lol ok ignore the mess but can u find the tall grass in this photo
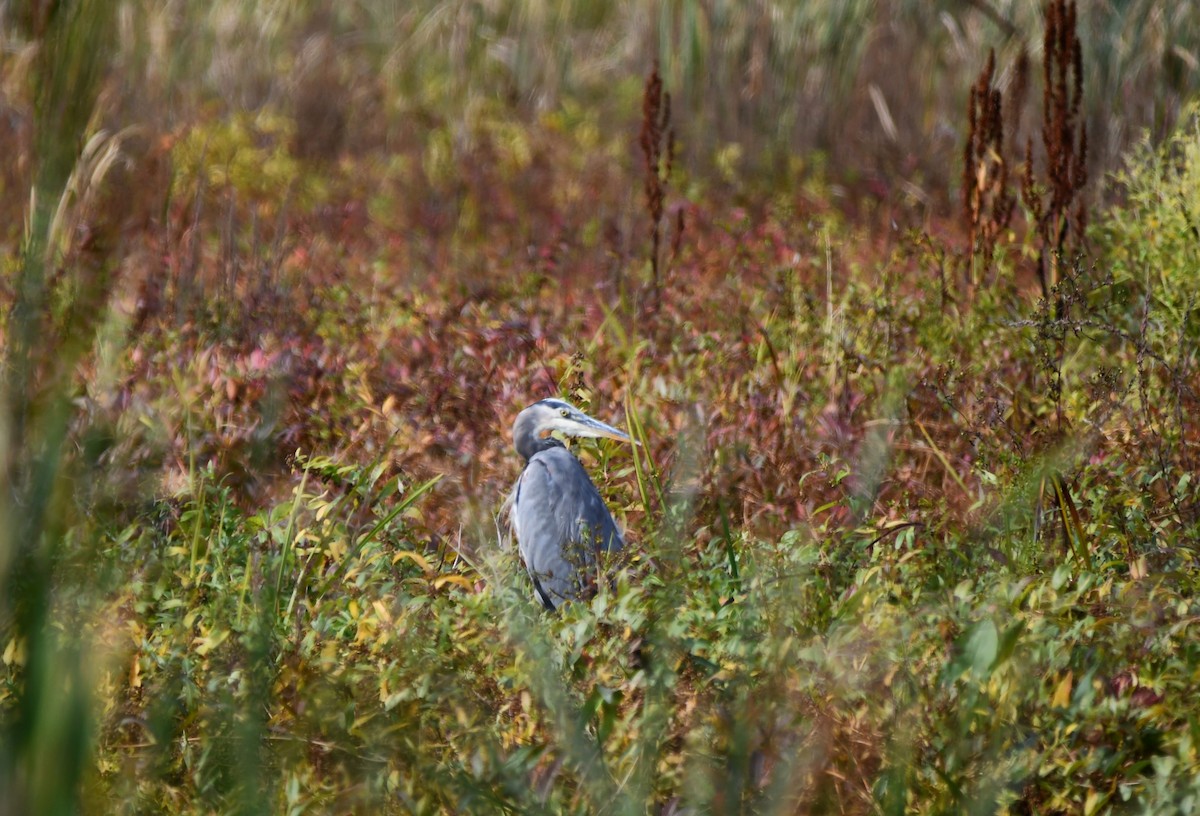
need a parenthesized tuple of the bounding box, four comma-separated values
(2, 1, 119, 814)
(79, 1, 1200, 191)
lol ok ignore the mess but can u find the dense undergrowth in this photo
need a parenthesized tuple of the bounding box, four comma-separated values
(2, 2, 1200, 814)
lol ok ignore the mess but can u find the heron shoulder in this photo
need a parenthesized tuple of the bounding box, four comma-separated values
(528, 443, 583, 465)
(518, 446, 586, 497)
(519, 446, 623, 552)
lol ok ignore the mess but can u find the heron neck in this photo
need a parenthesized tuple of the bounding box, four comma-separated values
(513, 415, 565, 461)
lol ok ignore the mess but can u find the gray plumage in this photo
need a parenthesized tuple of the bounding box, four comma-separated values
(508, 399, 632, 610)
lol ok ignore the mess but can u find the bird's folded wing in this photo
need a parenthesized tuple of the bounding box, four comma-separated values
(513, 448, 625, 608)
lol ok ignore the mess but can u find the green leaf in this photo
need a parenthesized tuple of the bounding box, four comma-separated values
(963, 619, 999, 676)
(995, 621, 1025, 667)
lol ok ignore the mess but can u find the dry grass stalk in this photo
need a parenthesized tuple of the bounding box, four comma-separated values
(639, 60, 675, 308)
(1022, 0, 1088, 306)
(962, 49, 1015, 295)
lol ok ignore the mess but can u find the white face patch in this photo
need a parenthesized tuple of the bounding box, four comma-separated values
(551, 414, 594, 436)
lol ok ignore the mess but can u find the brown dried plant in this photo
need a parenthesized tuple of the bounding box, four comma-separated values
(1005, 49, 1031, 141)
(1022, 0, 1088, 306)
(639, 60, 677, 307)
(962, 49, 1015, 294)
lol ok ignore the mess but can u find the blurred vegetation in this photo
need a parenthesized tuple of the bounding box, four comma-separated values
(1, 0, 1199, 813)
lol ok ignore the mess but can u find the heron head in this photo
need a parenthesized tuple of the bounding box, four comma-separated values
(513, 399, 633, 459)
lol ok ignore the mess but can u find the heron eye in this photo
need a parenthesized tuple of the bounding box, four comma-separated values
(559, 409, 569, 417)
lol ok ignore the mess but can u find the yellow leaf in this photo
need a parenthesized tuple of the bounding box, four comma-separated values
(393, 550, 432, 573)
(355, 618, 377, 644)
(1130, 556, 1148, 580)
(1052, 671, 1073, 708)
(327, 538, 347, 560)
(3, 637, 26, 667)
(193, 629, 229, 656)
(433, 574, 475, 591)
(371, 599, 393, 625)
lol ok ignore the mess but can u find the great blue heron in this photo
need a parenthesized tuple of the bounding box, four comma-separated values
(507, 398, 634, 610)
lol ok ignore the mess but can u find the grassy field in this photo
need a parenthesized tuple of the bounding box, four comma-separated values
(2, 1, 1200, 813)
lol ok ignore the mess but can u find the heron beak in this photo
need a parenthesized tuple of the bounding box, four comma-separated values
(577, 415, 636, 444)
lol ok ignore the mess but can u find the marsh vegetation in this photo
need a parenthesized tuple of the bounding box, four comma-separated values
(1, 2, 1199, 813)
